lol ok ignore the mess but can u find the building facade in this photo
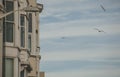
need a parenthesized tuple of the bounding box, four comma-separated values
(40, 72, 45, 77)
(0, 0, 43, 77)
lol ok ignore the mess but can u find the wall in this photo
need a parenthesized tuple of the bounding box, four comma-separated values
(40, 72, 45, 77)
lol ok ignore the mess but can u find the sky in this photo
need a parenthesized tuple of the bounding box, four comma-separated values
(37, 0, 120, 77)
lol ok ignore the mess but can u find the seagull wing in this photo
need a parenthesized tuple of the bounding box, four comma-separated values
(100, 30, 106, 33)
(94, 28, 100, 31)
(100, 5, 106, 12)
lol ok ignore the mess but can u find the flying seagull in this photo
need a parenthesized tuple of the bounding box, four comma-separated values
(94, 28, 106, 33)
(61, 37, 65, 39)
(100, 4, 106, 12)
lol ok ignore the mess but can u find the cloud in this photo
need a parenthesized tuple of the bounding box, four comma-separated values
(39, 0, 120, 39)
(39, 0, 120, 19)
(40, 18, 120, 39)
(41, 49, 120, 62)
(38, 0, 120, 77)
(41, 60, 120, 72)
(40, 34, 120, 62)
(46, 68, 120, 77)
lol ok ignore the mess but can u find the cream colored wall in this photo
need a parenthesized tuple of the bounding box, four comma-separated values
(40, 72, 45, 77)
(28, 56, 37, 76)
(27, 0, 37, 6)
(28, 2, 41, 77)
(14, 0, 20, 47)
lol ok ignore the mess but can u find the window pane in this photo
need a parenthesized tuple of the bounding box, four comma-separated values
(5, 22, 13, 42)
(20, 15, 25, 47)
(28, 13, 32, 32)
(28, 35, 31, 51)
(6, 1, 14, 21)
(5, 58, 13, 77)
(3, 19, 5, 42)
(3, 1, 14, 42)
(20, 15, 25, 26)
(21, 27, 25, 47)
(0, 19, 2, 32)
(20, 70, 24, 77)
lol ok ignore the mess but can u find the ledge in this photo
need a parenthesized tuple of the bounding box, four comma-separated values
(30, 54, 41, 60)
(37, 3, 43, 13)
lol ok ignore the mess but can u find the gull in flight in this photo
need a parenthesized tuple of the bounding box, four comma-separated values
(61, 37, 65, 39)
(94, 28, 106, 33)
(100, 4, 106, 12)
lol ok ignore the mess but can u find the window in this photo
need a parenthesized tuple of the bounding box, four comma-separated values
(0, 19, 2, 32)
(5, 22, 13, 42)
(28, 13, 32, 32)
(5, 58, 14, 77)
(6, 1, 14, 21)
(20, 70, 24, 77)
(28, 13, 32, 51)
(36, 30, 38, 47)
(20, 14, 25, 47)
(28, 35, 31, 51)
(3, 0, 14, 42)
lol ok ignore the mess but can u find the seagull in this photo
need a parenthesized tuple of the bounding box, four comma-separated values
(94, 28, 106, 33)
(100, 4, 106, 12)
(61, 37, 65, 39)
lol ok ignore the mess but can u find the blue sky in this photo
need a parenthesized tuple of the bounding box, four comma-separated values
(37, 0, 120, 77)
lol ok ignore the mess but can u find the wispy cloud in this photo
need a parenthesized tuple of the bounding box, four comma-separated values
(40, 20, 120, 39)
(41, 48, 120, 61)
(46, 68, 120, 77)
